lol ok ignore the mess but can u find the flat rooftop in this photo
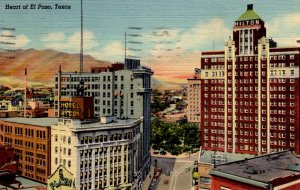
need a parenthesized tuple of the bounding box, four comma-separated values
(0, 176, 46, 190)
(199, 150, 254, 165)
(54, 117, 142, 132)
(210, 150, 300, 185)
(0, 117, 58, 127)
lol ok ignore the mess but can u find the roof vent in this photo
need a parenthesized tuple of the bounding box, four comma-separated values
(247, 4, 253, 10)
(244, 166, 257, 174)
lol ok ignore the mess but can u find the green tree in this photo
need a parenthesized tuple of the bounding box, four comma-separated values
(151, 119, 200, 155)
(182, 123, 200, 148)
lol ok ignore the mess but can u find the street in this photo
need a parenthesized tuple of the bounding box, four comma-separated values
(144, 153, 198, 190)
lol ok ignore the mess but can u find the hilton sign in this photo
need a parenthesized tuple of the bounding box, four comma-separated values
(234, 19, 260, 27)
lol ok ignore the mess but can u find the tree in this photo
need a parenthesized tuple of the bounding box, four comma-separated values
(151, 119, 200, 155)
(182, 123, 200, 148)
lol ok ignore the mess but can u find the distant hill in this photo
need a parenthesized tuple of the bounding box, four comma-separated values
(0, 49, 184, 90)
(151, 78, 185, 91)
(0, 49, 111, 87)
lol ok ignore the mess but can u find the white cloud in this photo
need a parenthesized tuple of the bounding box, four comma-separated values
(179, 18, 230, 50)
(40, 32, 65, 42)
(41, 30, 98, 51)
(0, 30, 30, 48)
(15, 34, 30, 48)
(100, 41, 124, 62)
(266, 13, 300, 46)
(142, 18, 230, 83)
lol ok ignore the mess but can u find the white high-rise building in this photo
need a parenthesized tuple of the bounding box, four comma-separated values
(53, 59, 153, 189)
(51, 117, 143, 190)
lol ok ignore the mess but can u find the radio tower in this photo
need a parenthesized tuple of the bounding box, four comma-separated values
(80, 0, 83, 74)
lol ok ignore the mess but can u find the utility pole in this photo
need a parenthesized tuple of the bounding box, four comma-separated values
(24, 68, 27, 117)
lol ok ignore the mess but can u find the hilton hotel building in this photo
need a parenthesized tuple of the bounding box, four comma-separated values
(198, 4, 299, 155)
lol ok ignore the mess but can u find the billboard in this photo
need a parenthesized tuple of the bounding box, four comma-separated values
(60, 101, 81, 119)
(47, 165, 75, 190)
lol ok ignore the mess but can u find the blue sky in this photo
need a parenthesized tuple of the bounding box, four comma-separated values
(0, 0, 300, 82)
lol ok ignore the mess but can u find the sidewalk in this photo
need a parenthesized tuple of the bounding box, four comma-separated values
(141, 166, 154, 190)
(151, 149, 199, 159)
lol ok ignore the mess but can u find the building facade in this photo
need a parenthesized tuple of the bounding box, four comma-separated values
(187, 70, 201, 125)
(51, 117, 143, 190)
(0, 117, 58, 183)
(53, 59, 153, 183)
(199, 4, 300, 155)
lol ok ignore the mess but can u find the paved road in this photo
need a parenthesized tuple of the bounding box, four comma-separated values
(149, 153, 198, 190)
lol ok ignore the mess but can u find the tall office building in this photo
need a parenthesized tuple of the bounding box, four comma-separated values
(50, 117, 143, 190)
(187, 69, 201, 125)
(53, 59, 153, 187)
(198, 4, 299, 155)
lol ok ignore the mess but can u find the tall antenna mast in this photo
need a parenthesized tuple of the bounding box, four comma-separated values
(80, 0, 83, 74)
(125, 32, 127, 61)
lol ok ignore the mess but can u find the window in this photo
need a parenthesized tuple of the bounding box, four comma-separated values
(291, 70, 294, 76)
(199, 177, 211, 184)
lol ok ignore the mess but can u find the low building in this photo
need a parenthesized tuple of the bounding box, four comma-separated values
(0, 111, 18, 118)
(0, 117, 58, 183)
(210, 150, 300, 190)
(0, 145, 19, 188)
(198, 148, 253, 190)
(50, 117, 144, 190)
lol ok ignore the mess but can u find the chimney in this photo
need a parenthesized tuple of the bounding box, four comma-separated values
(247, 4, 253, 10)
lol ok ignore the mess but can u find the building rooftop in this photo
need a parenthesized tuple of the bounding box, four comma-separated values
(0, 117, 58, 127)
(55, 117, 142, 132)
(199, 149, 254, 165)
(210, 150, 300, 187)
(0, 176, 46, 190)
(236, 4, 262, 22)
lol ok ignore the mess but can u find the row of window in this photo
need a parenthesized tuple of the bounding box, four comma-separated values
(54, 158, 71, 168)
(54, 147, 71, 156)
(58, 75, 127, 83)
(79, 133, 134, 144)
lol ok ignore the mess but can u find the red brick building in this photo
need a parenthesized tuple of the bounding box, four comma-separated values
(0, 145, 19, 188)
(210, 150, 300, 190)
(199, 4, 300, 155)
(0, 118, 58, 183)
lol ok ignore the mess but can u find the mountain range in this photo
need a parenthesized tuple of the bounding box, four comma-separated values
(0, 49, 184, 90)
